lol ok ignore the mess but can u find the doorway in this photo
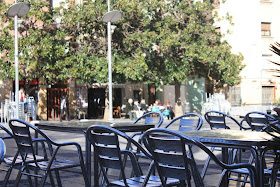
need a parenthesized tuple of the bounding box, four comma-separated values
(47, 88, 68, 120)
(88, 88, 105, 119)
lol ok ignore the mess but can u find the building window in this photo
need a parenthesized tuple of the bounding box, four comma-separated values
(261, 22, 271, 36)
(229, 86, 241, 106)
(262, 86, 274, 105)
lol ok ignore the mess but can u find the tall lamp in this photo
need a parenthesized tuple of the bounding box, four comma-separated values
(7, 2, 30, 118)
(102, 1, 122, 121)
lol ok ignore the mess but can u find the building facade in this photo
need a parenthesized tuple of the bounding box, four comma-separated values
(217, 0, 280, 107)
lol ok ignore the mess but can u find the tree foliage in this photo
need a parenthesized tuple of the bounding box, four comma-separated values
(0, 1, 70, 83)
(115, 0, 244, 88)
(0, 0, 244, 90)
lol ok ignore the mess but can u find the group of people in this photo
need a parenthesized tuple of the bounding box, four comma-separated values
(151, 99, 175, 120)
(125, 99, 148, 120)
(125, 98, 175, 120)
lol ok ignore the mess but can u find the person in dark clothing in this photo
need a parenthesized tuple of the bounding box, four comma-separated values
(140, 99, 148, 114)
(125, 98, 136, 120)
(60, 95, 70, 122)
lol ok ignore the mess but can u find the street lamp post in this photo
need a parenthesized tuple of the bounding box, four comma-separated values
(102, 1, 122, 121)
(7, 2, 29, 118)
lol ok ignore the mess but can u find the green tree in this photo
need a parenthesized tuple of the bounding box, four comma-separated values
(0, 0, 244, 110)
(0, 1, 70, 84)
(57, 0, 114, 84)
(114, 0, 244, 105)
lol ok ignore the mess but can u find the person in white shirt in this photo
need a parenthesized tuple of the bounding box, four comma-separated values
(133, 100, 141, 118)
(60, 95, 69, 122)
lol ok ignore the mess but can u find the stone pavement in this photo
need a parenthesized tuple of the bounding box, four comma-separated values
(0, 116, 260, 186)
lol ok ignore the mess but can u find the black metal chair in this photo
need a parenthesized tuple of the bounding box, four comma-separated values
(241, 111, 278, 131)
(0, 124, 54, 186)
(86, 125, 179, 186)
(237, 112, 280, 186)
(203, 111, 248, 179)
(142, 128, 257, 187)
(9, 119, 89, 187)
(130, 111, 164, 143)
(164, 113, 203, 131)
(257, 119, 280, 186)
(204, 110, 248, 130)
(229, 112, 280, 186)
(133, 111, 164, 128)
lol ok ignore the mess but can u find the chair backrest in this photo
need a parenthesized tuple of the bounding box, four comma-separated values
(204, 111, 228, 129)
(142, 128, 257, 187)
(0, 124, 14, 140)
(9, 119, 50, 168)
(86, 125, 152, 186)
(263, 119, 280, 140)
(242, 111, 277, 131)
(204, 110, 243, 130)
(9, 119, 38, 166)
(133, 112, 164, 128)
(142, 128, 218, 186)
(164, 113, 203, 131)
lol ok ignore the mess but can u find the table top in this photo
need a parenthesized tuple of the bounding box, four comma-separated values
(182, 129, 280, 148)
(34, 121, 154, 133)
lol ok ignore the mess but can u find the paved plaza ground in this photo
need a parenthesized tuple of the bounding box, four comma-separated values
(0, 116, 273, 186)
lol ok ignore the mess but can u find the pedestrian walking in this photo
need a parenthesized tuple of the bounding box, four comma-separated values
(60, 95, 69, 122)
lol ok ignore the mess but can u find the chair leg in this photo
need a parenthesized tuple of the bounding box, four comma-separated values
(179, 180, 187, 187)
(55, 170, 62, 187)
(26, 167, 34, 187)
(40, 172, 50, 187)
(49, 171, 57, 187)
(15, 166, 33, 187)
(201, 147, 215, 179)
(14, 168, 23, 187)
(80, 160, 90, 187)
(218, 169, 230, 187)
(2, 167, 14, 187)
(269, 153, 280, 187)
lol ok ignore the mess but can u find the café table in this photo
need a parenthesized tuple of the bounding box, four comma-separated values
(181, 129, 280, 187)
(33, 120, 155, 186)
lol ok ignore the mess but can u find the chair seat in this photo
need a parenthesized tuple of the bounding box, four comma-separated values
(111, 175, 179, 186)
(4, 155, 46, 165)
(141, 175, 179, 184)
(230, 168, 254, 175)
(231, 167, 278, 175)
(29, 159, 80, 170)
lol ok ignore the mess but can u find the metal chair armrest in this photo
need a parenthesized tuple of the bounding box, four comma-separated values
(121, 150, 142, 176)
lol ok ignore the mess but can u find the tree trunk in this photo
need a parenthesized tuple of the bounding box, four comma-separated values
(174, 81, 183, 117)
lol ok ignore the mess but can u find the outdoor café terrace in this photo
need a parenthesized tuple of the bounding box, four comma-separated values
(0, 111, 280, 187)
